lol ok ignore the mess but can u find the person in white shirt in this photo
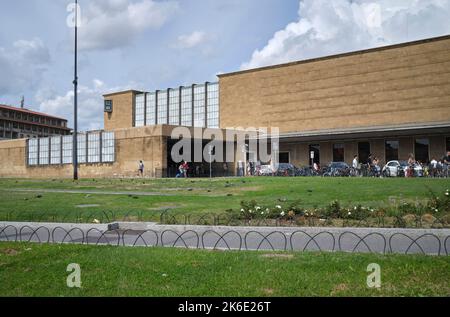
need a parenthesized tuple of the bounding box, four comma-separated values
(352, 155, 359, 176)
(352, 155, 359, 168)
(430, 158, 438, 177)
(430, 158, 438, 168)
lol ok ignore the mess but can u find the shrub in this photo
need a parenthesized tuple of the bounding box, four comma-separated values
(324, 200, 341, 218)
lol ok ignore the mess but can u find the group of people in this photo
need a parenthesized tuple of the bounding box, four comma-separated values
(350, 150, 450, 177)
(427, 151, 450, 177)
(136, 150, 450, 178)
(137, 160, 189, 178)
(237, 160, 257, 176)
(352, 154, 382, 176)
(176, 161, 190, 178)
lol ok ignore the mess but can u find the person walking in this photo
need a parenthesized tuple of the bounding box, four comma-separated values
(352, 155, 359, 176)
(430, 157, 438, 178)
(223, 162, 228, 177)
(182, 161, 189, 178)
(176, 163, 184, 178)
(238, 160, 244, 177)
(138, 161, 144, 178)
(407, 154, 415, 178)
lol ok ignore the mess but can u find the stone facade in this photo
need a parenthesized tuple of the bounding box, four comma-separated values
(103, 90, 140, 131)
(0, 126, 166, 179)
(219, 36, 450, 133)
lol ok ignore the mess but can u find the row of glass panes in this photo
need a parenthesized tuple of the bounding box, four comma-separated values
(134, 82, 219, 128)
(27, 132, 115, 166)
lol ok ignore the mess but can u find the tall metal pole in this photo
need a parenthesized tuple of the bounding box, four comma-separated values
(73, 0, 79, 180)
(209, 145, 212, 179)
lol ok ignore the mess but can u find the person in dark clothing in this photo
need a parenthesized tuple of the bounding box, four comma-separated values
(138, 161, 144, 177)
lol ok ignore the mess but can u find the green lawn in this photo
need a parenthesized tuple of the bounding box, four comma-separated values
(0, 242, 449, 297)
(0, 177, 448, 224)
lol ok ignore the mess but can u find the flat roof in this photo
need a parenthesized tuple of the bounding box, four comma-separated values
(218, 34, 450, 78)
(103, 90, 143, 97)
(0, 104, 68, 121)
(251, 121, 450, 143)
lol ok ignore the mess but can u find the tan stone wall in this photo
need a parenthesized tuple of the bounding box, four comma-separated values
(219, 37, 450, 133)
(103, 90, 139, 131)
(0, 126, 167, 179)
(0, 139, 27, 177)
(0, 125, 247, 178)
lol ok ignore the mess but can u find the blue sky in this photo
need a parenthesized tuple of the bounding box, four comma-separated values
(1, 0, 449, 130)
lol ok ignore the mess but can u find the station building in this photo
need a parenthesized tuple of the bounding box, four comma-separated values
(0, 35, 449, 178)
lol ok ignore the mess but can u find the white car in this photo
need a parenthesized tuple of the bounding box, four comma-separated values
(257, 165, 273, 176)
(382, 160, 423, 177)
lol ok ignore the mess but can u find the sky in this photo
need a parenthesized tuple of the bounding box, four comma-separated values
(1, 0, 449, 131)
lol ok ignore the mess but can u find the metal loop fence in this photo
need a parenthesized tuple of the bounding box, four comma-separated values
(0, 224, 448, 255)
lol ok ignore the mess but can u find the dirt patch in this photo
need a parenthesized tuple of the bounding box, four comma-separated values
(229, 186, 261, 192)
(263, 288, 274, 295)
(422, 214, 437, 223)
(331, 283, 349, 295)
(148, 205, 181, 211)
(260, 253, 294, 259)
(2, 248, 20, 256)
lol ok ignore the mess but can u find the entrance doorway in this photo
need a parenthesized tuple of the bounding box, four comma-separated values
(358, 142, 371, 164)
(309, 144, 320, 166)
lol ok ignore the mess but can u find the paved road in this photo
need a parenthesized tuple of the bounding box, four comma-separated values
(1, 221, 449, 255)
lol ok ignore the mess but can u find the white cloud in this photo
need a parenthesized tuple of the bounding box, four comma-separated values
(37, 80, 139, 131)
(0, 38, 50, 95)
(78, 0, 180, 51)
(241, 0, 450, 70)
(174, 31, 208, 49)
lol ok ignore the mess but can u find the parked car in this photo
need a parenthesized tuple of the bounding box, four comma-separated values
(257, 165, 273, 176)
(274, 163, 297, 176)
(382, 160, 423, 177)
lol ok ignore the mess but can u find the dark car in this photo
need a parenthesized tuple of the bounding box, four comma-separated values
(274, 163, 297, 176)
(324, 162, 351, 177)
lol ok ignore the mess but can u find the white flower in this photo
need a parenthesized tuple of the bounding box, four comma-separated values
(261, 212, 264, 215)
(241, 209, 245, 212)
(348, 212, 352, 216)
(446, 192, 449, 196)
(276, 205, 282, 209)
(435, 209, 439, 212)
(354, 206, 357, 210)
(256, 206, 261, 210)
(249, 209, 254, 213)
(266, 208, 270, 212)
(305, 213, 309, 216)
(280, 211, 285, 217)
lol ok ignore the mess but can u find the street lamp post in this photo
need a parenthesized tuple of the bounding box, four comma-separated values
(73, 0, 79, 180)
